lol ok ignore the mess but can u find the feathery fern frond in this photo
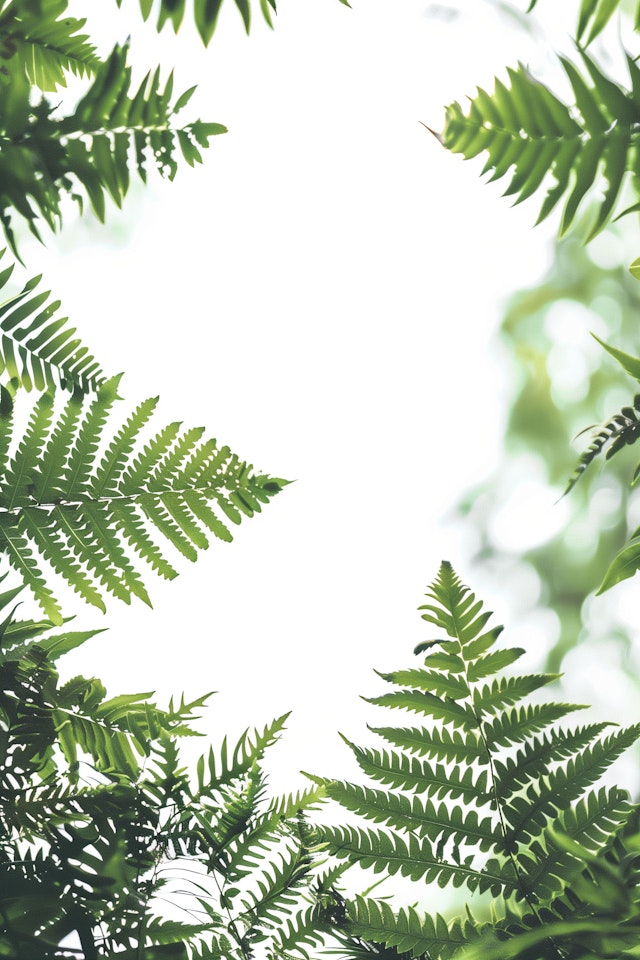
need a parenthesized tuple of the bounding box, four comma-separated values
(0, 382, 287, 622)
(442, 53, 640, 240)
(314, 563, 640, 959)
(0, 0, 98, 91)
(115, 0, 278, 45)
(0, 42, 225, 254)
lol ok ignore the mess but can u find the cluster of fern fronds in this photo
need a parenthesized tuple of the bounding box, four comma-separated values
(0, 579, 350, 959)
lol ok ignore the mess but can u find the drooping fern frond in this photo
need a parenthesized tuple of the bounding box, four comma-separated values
(0, 42, 225, 254)
(0, 250, 105, 393)
(312, 562, 640, 960)
(442, 52, 640, 240)
(0, 0, 98, 91)
(0, 379, 288, 622)
(528, 0, 640, 46)
(115, 0, 279, 45)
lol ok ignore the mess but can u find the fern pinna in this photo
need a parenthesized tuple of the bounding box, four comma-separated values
(312, 562, 640, 959)
(442, 51, 640, 240)
(0, 377, 287, 622)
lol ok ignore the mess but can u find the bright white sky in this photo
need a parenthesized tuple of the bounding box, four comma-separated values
(17, 1, 620, 799)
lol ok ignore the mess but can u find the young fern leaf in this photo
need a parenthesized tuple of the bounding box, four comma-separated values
(442, 54, 640, 240)
(0, 42, 226, 254)
(313, 562, 640, 960)
(0, 383, 288, 622)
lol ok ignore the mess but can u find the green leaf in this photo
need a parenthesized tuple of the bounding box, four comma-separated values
(0, 387, 287, 616)
(592, 334, 640, 381)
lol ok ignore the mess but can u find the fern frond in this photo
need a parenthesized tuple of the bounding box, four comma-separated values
(502, 724, 640, 849)
(320, 824, 516, 896)
(494, 723, 612, 800)
(575, 0, 640, 46)
(236, 841, 317, 926)
(115, 0, 278, 45)
(369, 724, 485, 765)
(443, 55, 640, 239)
(268, 784, 326, 820)
(0, 43, 226, 253)
(0, 256, 104, 393)
(196, 714, 290, 794)
(0, 0, 98, 91)
(344, 895, 482, 960)
(483, 701, 586, 747)
(0, 386, 288, 621)
(518, 786, 634, 901)
(320, 779, 498, 852)
(341, 737, 488, 805)
(322, 564, 640, 957)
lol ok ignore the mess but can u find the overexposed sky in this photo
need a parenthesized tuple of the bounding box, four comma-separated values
(15, 1, 619, 792)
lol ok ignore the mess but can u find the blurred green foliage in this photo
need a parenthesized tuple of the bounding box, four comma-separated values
(457, 228, 640, 671)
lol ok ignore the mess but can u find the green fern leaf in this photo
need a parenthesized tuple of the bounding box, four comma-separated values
(0, 386, 288, 619)
(503, 725, 640, 848)
(344, 895, 482, 960)
(518, 786, 634, 901)
(443, 56, 640, 240)
(0, 0, 98, 91)
(0, 256, 104, 392)
(0, 43, 226, 252)
(115, 0, 280, 44)
(494, 723, 612, 800)
(484, 700, 586, 746)
(196, 714, 290, 794)
(319, 779, 498, 852)
(565, 393, 640, 496)
(341, 736, 488, 805)
(320, 824, 516, 896)
(369, 724, 485, 764)
(321, 564, 640, 956)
